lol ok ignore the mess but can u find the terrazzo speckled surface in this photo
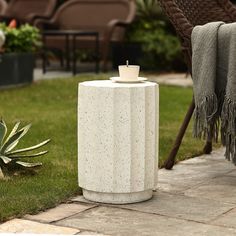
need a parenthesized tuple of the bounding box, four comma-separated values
(78, 80, 159, 203)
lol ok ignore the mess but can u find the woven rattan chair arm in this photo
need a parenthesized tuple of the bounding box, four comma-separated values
(221, 0, 236, 21)
(158, 0, 193, 39)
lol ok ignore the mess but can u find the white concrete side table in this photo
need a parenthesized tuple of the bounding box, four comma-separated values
(78, 80, 159, 204)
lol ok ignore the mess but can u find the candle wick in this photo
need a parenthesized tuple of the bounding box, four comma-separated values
(126, 60, 129, 67)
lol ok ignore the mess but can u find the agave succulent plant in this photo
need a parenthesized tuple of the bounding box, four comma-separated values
(0, 120, 50, 177)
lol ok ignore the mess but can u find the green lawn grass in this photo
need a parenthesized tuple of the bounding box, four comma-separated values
(0, 74, 212, 222)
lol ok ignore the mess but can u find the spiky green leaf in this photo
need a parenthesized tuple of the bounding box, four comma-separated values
(5, 121, 20, 143)
(9, 150, 48, 159)
(1, 129, 24, 154)
(15, 161, 42, 168)
(4, 140, 20, 154)
(3, 124, 31, 153)
(0, 166, 4, 178)
(0, 120, 7, 145)
(0, 155, 12, 164)
(7, 139, 50, 155)
(18, 124, 31, 137)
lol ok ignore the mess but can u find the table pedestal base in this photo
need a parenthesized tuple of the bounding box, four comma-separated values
(79, 80, 159, 205)
(83, 189, 153, 204)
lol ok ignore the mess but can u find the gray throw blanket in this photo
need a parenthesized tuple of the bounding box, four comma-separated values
(192, 22, 236, 164)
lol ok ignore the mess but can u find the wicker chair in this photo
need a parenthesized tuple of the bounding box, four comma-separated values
(158, 0, 236, 169)
(35, 0, 136, 72)
(0, 0, 7, 15)
(0, 0, 57, 25)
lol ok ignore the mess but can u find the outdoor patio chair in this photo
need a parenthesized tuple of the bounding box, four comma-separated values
(0, 0, 7, 15)
(0, 0, 57, 25)
(35, 0, 136, 71)
(158, 0, 236, 169)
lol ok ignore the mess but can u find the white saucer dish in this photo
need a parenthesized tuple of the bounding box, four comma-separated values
(110, 77, 147, 83)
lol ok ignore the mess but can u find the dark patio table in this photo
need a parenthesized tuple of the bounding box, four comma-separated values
(42, 30, 99, 75)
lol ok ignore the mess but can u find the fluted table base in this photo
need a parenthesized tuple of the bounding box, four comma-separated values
(78, 80, 159, 204)
(83, 189, 153, 204)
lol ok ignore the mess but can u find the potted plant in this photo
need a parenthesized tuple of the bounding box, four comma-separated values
(0, 20, 40, 86)
(0, 120, 50, 178)
(112, 0, 186, 72)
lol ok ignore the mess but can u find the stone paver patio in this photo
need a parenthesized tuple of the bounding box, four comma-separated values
(1, 148, 236, 235)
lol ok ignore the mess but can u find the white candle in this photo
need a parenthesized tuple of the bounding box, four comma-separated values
(118, 61, 140, 81)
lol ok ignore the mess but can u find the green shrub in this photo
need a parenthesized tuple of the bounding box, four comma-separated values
(0, 23, 41, 53)
(126, 0, 186, 71)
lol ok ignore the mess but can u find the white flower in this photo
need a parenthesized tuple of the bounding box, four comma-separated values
(0, 30, 5, 48)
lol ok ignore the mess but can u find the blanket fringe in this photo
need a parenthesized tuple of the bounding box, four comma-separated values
(221, 97, 236, 165)
(193, 94, 219, 141)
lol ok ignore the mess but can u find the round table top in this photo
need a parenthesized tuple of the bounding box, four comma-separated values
(79, 80, 157, 88)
